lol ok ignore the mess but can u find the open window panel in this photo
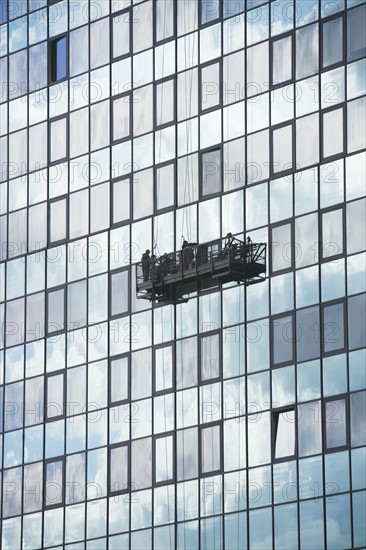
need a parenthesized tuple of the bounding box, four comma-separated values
(273, 408, 296, 461)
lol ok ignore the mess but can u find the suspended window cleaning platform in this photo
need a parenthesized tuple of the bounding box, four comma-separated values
(136, 236, 266, 304)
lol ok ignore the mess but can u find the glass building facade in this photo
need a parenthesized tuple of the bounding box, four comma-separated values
(0, 0, 365, 548)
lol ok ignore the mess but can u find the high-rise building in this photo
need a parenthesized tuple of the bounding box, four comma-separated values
(0, 0, 365, 548)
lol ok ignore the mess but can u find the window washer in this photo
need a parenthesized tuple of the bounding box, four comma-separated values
(141, 249, 151, 281)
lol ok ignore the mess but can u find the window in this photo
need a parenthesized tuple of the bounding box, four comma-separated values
(298, 401, 322, 457)
(155, 345, 174, 393)
(176, 336, 198, 389)
(45, 459, 63, 507)
(110, 355, 129, 404)
(156, 163, 175, 212)
(49, 116, 67, 163)
(347, 5, 366, 62)
(46, 372, 64, 420)
(47, 288, 65, 335)
(350, 391, 366, 447)
(322, 108, 344, 159)
(49, 35, 67, 83)
(201, 148, 221, 196)
(109, 444, 129, 494)
(271, 222, 293, 273)
(49, 197, 68, 244)
(201, 61, 221, 111)
(154, 435, 174, 484)
(321, 208, 344, 260)
(131, 438, 152, 489)
(110, 269, 129, 317)
(324, 397, 347, 450)
(273, 409, 296, 460)
(156, 0, 175, 42)
(156, 78, 175, 127)
(322, 301, 345, 354)
(348, 294, 366, 351)
(296, 306, 320, 363)
(201, 0, 220, 24)
(322, 16, 343, 68)
(200, 332, 220, 382)
(272, 35, 292, 85)
(272, 314, 295, 366)
(201, 424, 221, 474)
(112, 177, 130, 224)
(272, 124, 293, 175)
(112, 94, 131, 142)
(112, 10, 130, 59)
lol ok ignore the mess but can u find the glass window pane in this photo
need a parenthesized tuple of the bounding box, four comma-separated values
(156, 163, 175, 211)
(200, 333, 219, 381)
(50, 199, 67, 243)
(275, 410, 295, 458)
(155, 436, 173, 483)
(202, 149, 221, 196)
(271, 224, 292, 272)
(296, 23, 318, 80)
(113, 96, 130, 141)
(201, 424, 221, 474)
(201, 62, 220, 111)
(298, 401, 322, 457)
(273, 36, 292, 84)
(273, 315, 294, 364)
(113, 12, 130, 58)
(45, 460, 63, 506)
(273, 125, 293, 173)
(47, 374, 64, 419)
(323, 109, 343, 158)
(110, 356, 128, 404)
(110, 445, 128, 493)
(323, 302, 344, 353)
(325, 399, 347, 449)
(131, 438, 152, 489)
(296, 306, 320, 362)
(350, 391, 366, 447)
(156, 79, 175, 126)
(347, 5, 366, 62)
(113, 178, 130, 224)
(47, 289, 65, 334)
(348, 294, 366, 351)
(323, 17, 343, 67)
(50, 118, 67, 162)
(155, 346, 173, 392)
(111, 270, 128, 317)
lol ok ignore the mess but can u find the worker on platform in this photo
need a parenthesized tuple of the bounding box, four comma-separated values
(141, 249, 151, 281)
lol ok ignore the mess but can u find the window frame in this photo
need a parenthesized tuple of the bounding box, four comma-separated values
(46, 285, 66, 337)
(200, 146, 222, 198)
(154, 0, 176, 44)
(272, 406, 297, 462)
(321, 13, 345, 70)
(270, 31, 294, 88)
(48, 195, 69, 246)
(153, 432, 176, 486)
(199, 59, 222, 114)
(199, 421, 222, 477)
(154, 160, 176, 214)
(109, 266, 130, 319)
(271, 312, 296, 368)
(321, 298, 347, 356)
(48, 114, 69, 166)
(108, 442, 130, 495)
(320, 205, 345, 262)
(109, 353, 130, 406)
(45, 370, 65, 422)
(320, 104, 346, 163)
(270, 121, 295, 178)
(153, 342, 175, 396)
(154, 76, 177, 129)
(199, 329, 222, 385)
(111, 8, 132, 61)
(199, 0, 221, 28)
(49, 33, 68, 84)
(110, 175, 131, 227)
(44, 457, 65, 509)
(270, 219, 295, 275)
(323, 394, 349, 452)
